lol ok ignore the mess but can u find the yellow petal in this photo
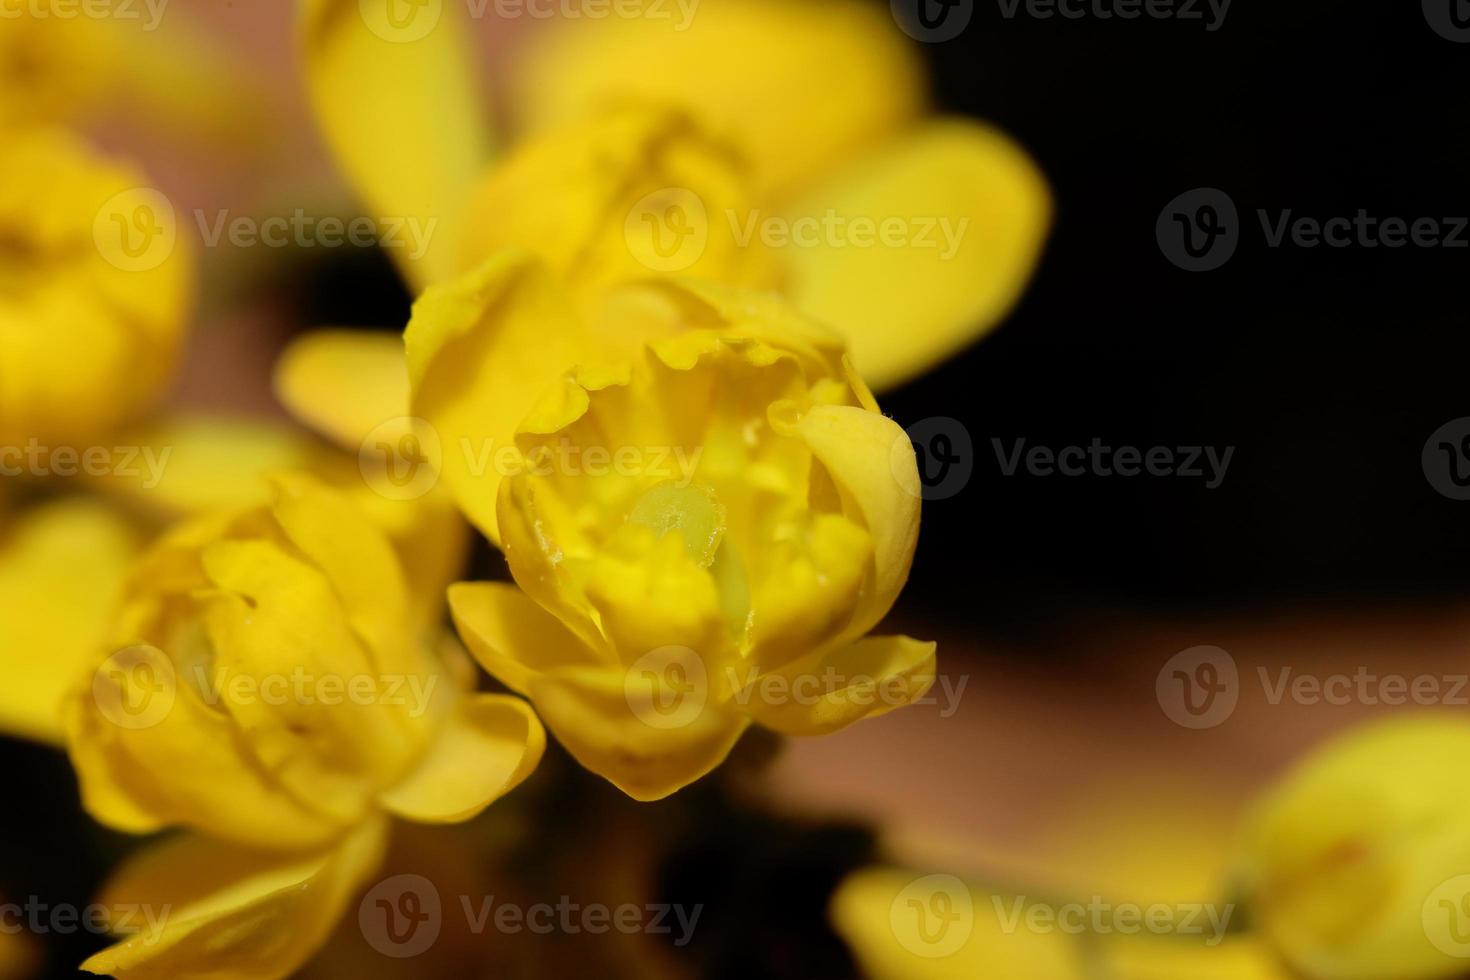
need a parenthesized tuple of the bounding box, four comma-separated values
(447, 581, 600, 697)
(299, 0, 491, 291)
(83, 414, 320, 516)
(267, 473, 411, 663)
(81, 817, 388, 980)
(379, 693, 545, 823)
(1239, 714, 1470, 980)
(527, 665, 749, 802)
(786, 119, 1052, 390)
(780, 404, 921, 643)
(1099, 934, 1292, 980)
(0, 498, 138, 744)
(404, 251, 587, 543)
(273, 329, 411, 450)
(459, 105, 778, 296)
(511, 0, 926, 200)
(831, 868, 1080, 980)
(742, 635, 936, 737)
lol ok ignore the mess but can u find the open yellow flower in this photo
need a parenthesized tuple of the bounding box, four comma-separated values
(300, 0, 1051, 389)
(402, 249, 933, 800)
(0, 129, 192, 449)
(1236, 713, 1470, 980)
(64, 474, 543, 978)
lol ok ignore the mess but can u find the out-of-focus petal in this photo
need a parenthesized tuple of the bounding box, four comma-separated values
(379, 693, 545, 823)
(81, 817, 388, 980)
(83, 415, 319, 516)
(831, 868, 1080, 980)
(459, 106, 779, 296)
(273, 329, 411, 450)
(0, 499, 138, 744)
(1098, 935, 1292, 980)
(786, 120, 1052, 391)
(0, 925, 36, 980)
(511, 0, 926, 199)
(404, 251, 587, 543)
(299, 0, 491, 291)
(743, 635, 936, 737)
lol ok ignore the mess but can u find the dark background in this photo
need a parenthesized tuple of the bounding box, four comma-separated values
(885, 0, 1470, 636)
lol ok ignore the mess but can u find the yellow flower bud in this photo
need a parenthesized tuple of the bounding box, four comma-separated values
(66, 474, 543, 851)
(408, 251, 934, 800)
(1237, 714, 1470, 979)
(0, 129, 191, 448)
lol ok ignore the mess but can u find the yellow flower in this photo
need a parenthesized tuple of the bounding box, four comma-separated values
(1236, 713, 1470, 980)
(400, 250, 933, 800)
(300, 0, 1051, 389)
(64, 474, 543, 978)
(0, 129, 192, 449)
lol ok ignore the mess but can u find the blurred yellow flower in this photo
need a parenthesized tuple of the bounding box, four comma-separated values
(300, 0, 1051, 389)
(0, 897, 38, 980)
(1237, 713, 1470, 980)
(64, 474, 542, 977)
(403, 250, 932, 799)
(0, 129, 192, 449)
(0, 497, 139, 744)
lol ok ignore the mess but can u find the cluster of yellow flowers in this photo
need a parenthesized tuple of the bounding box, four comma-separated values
(0, 2, 1462, 980)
